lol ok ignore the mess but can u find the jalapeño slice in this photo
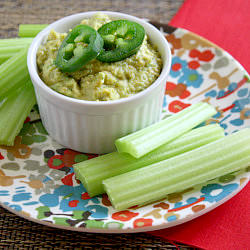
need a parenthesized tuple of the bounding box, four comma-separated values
(55, 25, 103, 72)
(97, 20, 145, 62)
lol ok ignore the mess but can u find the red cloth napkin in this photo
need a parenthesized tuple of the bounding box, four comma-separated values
(149, 183, 250, 250)
(148, 1, 250, 249)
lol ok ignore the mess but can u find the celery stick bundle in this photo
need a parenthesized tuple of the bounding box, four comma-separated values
(0, 44, 36, 146)
(103, 128, 250, 211)
(115, 102, 216, 158)
(74, 124, 224, 196)
(0, 80, 36, 145)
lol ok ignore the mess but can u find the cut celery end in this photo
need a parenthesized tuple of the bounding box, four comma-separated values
(0, 80, 36, 146)
(0, 46, 29, 98)
(74, 152, 135, 197)
(104, 128, 250, 210)
(73, 124, 224, 196)
(18, 24, 48, 37)
(115, 102, 217, 158)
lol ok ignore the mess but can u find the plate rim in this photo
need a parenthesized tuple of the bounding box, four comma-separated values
(1, 177, 248, 233)
(0, 25, 250, 233)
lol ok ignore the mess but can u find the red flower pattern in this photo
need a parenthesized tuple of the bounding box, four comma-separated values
(61, 172, 74, 186)
(168, 100, 191, 113)
(81, 192, 91, 200)
(68, 200, 79, 207)
(188, 60, 200, 69)
(47, 155, 64, 170)
(133, 218, 153, 228)
(172, 63, 182, 71)
(112, 210, 139, 221)
(189, 49, 214, 62)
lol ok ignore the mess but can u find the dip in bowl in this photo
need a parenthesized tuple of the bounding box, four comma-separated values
(37, 13, 163, 101)
(27, 11, 172, 154)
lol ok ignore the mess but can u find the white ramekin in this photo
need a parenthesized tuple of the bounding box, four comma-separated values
(27, 11, 172, 154)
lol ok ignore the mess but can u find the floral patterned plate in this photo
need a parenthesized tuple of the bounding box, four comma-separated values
(0, 24, 249, 233)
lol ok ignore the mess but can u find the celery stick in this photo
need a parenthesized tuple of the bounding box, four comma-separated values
(0, 45, 28, 64)
(74, 124, 224, 196)
(0, 46, 29, 98)
(0, 80, 36, 146)
(115, 102, 216, 158)
(18, 24, 48, 37)
(0, 38, 33, 47)
(104, 128, 250, 210)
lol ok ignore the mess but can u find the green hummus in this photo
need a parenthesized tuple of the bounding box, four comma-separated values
(37, 13, 162, 101)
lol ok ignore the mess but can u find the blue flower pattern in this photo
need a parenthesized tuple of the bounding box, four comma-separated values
(178, 67, 203, 88)
(170, 56, 203, 88)
(201, 183, 239, 203)
(170, 57, 188, 78)
(39, 184, 108, 218)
